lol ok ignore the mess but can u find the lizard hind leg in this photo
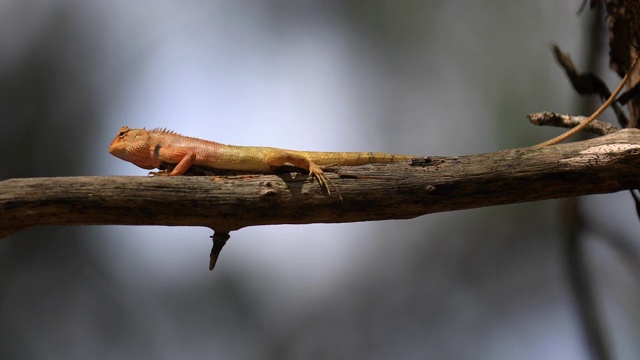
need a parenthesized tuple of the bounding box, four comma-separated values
(265, 152, 342, 199)
(308, 163, 342, 200)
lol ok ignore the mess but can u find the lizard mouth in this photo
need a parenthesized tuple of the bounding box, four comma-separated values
(108, 144, 124, 158)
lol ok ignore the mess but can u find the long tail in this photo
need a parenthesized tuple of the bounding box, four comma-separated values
(295, 151, 414, 166)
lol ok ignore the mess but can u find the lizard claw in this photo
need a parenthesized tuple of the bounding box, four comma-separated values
(148, 170, 169, 177)
(309, 165, 342, 201)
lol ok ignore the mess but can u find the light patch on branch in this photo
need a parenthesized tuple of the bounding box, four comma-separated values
(580, 144, 640, 153)
(560, 143, 640, 165)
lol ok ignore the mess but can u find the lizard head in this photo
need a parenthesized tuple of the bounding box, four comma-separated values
(109, 126, 159, 170)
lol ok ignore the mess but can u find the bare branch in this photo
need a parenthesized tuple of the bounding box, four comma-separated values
(528, 111, 620, 136)
(3, 129, 640, 239)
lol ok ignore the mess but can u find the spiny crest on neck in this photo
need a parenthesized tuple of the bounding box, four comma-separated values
(148, 127, 178, 135)
(146, 127, 213, 143)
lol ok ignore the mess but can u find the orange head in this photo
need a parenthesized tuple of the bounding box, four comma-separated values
(109, 126, 160, 170)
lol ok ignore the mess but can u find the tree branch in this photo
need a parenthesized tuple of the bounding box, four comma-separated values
(528, 111, 620, 136)
(3, 129, 640, 239)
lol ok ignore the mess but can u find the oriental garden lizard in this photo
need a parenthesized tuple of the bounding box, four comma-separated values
(109, 126, 415, 198)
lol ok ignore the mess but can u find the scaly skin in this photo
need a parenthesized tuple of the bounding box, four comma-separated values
(109, 126, 414, 196)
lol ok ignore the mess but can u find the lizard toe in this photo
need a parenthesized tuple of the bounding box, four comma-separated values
(310, 167, 341, 200)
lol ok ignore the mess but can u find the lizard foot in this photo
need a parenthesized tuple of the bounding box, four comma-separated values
(309, 164, 342, 201)
(148, 170, 169, 177)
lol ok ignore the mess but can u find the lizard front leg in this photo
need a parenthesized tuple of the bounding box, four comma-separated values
(264, 151, 340, 198)
(150, 150, 196, 176)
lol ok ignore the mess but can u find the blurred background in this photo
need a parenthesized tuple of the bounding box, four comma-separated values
(1, 1, 639, 359)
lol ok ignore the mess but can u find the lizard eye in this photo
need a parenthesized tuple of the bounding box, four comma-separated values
(117, 127, 130, 138)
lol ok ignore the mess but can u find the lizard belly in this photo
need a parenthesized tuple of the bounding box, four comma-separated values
(193, 145, 272, 172)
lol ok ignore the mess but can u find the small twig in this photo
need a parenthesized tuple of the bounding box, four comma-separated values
(528, 112, 620, 136)
(550, 45, 628, 126)
(535, 54, 640, 147)
(209, 230, 230, 271)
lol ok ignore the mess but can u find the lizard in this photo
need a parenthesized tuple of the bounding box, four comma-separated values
(108, 126, 415, 198)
